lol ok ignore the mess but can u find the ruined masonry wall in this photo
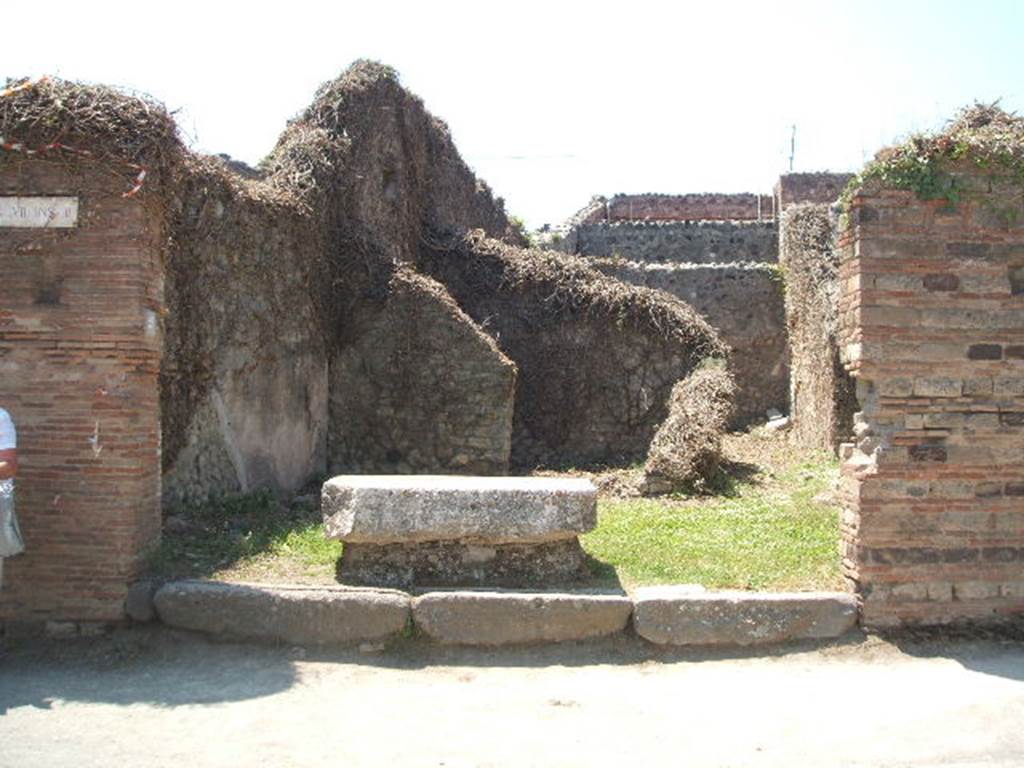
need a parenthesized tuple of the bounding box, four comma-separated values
(329, 270, 515, 476)
(160, 168, 328, 508)
(592, 260, 788, 425)
(840, 173, 1024, 627)
(779, 204, 857, 450)
(0, 159, 163, 622)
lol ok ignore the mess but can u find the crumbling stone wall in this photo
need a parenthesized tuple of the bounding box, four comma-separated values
(840, 155, 1024, 627)
(329, 269, 515, 475)
(163, 62, 522, 504)
(559, 210, 787, 426)
(589, 259, 787, 426)
(160, 162, 329, 507)
(775, 172, 854, 210)
(779, 204, 856, 450)
(419, 233, 726, 468)
(0, 159, 163, 622)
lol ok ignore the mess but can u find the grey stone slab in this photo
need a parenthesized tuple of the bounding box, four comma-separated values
(413, 591, 632, 645)
(633, 587, 858, 646)
(321, 475, 597, 544)
(153, 581, 409, 645)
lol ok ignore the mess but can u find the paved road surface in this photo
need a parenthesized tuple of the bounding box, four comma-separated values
(2, 628, 1023, 767)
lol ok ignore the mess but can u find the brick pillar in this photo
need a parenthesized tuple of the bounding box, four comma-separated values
(839, 175, 1024, 627)
(0, 158, 163, 623)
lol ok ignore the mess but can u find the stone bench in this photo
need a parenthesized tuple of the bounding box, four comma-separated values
(322, 475, 597, 588)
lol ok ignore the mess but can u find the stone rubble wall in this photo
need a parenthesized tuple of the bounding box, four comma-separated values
(591, 259, 788, 426)
(160, 164, 328, 507)
(570, 220, 778, 264)
(329, 269, 515, 476)
(839, 171, 1024, 627)
(419, 235, 725, 469)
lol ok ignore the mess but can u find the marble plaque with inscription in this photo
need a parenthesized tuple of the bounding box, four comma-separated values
(0, 196, 79, 228)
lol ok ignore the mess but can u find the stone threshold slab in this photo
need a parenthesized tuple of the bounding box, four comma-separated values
(145, 580, 859, 649)
(153, 581, 410, 645)
(632, 587, 859, 646)
(412, 591, 633, 645)
(321, 475, 597, 543)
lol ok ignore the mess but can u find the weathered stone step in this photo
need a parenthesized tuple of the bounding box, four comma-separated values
(413, 591, 633, 645)
(321, 475, 597, 543)
(632, 587, 858, 646)
(153, 581, 409, 645)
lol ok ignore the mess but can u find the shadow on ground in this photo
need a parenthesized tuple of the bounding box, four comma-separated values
(0, 627, 299, 715)
(879, 621, 1024, 683)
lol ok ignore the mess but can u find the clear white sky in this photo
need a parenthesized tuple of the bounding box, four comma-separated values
(3, 0, 1021, 228)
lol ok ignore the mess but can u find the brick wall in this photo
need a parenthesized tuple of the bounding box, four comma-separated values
(775, 172, 854, 210)
(0, 158, 163, 623)
(839, 170, 1024, 627)
(590, 193, 775, 223)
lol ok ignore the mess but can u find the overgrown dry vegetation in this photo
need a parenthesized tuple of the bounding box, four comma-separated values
(642, 366, 736, 493)
(845, 102, 1024, 206)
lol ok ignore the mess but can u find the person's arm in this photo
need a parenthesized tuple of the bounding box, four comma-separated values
(0, 449, 17, 480)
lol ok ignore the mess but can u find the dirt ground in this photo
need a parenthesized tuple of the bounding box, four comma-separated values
(2, 627, 1023, 767)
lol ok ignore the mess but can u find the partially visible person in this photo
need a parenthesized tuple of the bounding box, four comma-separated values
(0, 407, 25, 588)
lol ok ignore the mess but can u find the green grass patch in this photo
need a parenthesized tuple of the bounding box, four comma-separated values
(147, 490, 342, 584)
(581, 453, 844, 592)
(149, 436, 844, 593)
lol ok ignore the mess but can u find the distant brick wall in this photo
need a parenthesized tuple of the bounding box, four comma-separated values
(839, 173, 1024, 627)
(776, 173, 854, 210)
(603, 193, 775, 222)
(0, 158, 163, 623)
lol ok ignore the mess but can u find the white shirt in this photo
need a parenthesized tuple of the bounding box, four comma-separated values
(0, 408, 15, 451)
